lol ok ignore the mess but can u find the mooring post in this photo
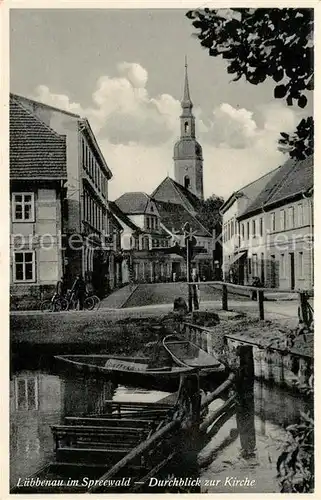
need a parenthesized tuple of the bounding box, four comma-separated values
(176, 372, 201, 493)
(258, 290, 264, 320)
(222, 284, 228, 311)
(236, 345, 256, 457)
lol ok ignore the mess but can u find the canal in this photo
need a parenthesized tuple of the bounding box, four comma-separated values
(10, 359, 312, 493)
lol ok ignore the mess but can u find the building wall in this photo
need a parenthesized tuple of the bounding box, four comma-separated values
(10, 182, 63, 308)
(222, 195, 313, 290)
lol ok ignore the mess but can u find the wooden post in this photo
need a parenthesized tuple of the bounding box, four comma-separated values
(186, 238, 193, 313)
(222, 284, 228, 311)
(258, 290, 264, 320)
(236, 345, 256, 457)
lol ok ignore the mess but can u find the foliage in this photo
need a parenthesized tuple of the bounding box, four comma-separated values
(277, 410, 314, 492)
(196, 194, 224, 233)
(186, 8, 314, 159)
(279, 117, 314, 160)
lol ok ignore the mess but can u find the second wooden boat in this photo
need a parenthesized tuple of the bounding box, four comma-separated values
(163, 335, 226, 373)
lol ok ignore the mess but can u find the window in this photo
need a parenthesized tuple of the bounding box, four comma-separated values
(12, 193, 35, 222)
(280, 209, 286, 230)
(247, 221, 250, 239)
(252, 254, 258, 276)
(184, 121, 189, 133)
(231, 219, 234, 237)
(259, 218, 263, 237)
(241, 223, 244, 240)
(184, 176, 190, 189)
(288, 207, 295, 229)
(297, 204, 303, 226)
(14, 251, 35, 282)
(280, 253, 285, 278)
(82, 139, 86, 170)
(298, 252, 304, 278)
(270, 212, 276, 232)
(14, 376, 39, 411)
(252, 220, 256, 238)
(142, 236, 149, 250)
(146, 217, 150, 230)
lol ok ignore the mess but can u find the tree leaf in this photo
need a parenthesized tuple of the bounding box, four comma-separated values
(274, 84, 288, 98)
(298, 94, 308, 108)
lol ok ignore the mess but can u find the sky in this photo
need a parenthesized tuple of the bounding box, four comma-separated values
(10, 8, 312, 201)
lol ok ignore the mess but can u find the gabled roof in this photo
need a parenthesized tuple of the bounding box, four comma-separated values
(10, 93, 112, 180)
(109, 201, 141, 232)
(220, 167, 278, 215)
(10, 95, 67, 179)
(154, 199, 211, 237)
(239, 156, 313, 219)
(151, 176, 201, 213)
(114, 192, 150, 214)
(107, 206, 123, 232)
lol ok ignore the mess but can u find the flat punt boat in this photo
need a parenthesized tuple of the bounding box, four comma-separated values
(11, 402, 177, 494)
(55, 354, 194, 391)
(163, 335, 226, 373)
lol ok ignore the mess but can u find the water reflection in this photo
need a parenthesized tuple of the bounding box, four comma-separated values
(10, 367, 312, 493)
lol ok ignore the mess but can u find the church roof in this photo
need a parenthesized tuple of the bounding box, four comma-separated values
(154, 199, 210, 237)
(151, 176, 201, 213)
(114, 192, 150, 214)
(181, 58, 193, 111)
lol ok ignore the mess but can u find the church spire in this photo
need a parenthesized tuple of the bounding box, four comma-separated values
(182, 56, 193, 113)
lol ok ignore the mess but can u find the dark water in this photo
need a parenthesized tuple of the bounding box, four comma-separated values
(10, 362, 312, 493)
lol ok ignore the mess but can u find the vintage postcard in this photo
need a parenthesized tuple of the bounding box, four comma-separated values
(3, 0, 317, 497)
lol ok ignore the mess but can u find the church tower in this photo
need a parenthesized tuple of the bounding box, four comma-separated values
(173, 58, 204, 200)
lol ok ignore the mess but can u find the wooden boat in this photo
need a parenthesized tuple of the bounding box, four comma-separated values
(163, 335, 226, 373)
(54, 354, 194, 391)
(11, 402, 177, 494)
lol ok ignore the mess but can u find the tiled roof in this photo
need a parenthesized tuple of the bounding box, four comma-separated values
(151, 176, 201, 213)
(154, 199, 210, 237)
(114, 192, 150, 214)
(109, 201, 141, 232)
(221, 168, 278, 214)
(171, 178, 202, 209)
(265, 156, 313, 206)
(239, 156, 313, 218)
(10, 95, 67, 179)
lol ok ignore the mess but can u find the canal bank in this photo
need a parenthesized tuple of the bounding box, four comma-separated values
(11, 308, 312, 388)
(10, 359, 313, 494)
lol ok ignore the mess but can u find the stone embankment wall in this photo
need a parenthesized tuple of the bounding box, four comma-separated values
(180, 322, 313, 391)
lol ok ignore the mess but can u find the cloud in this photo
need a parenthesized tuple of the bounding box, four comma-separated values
(32, 62, 301, 201)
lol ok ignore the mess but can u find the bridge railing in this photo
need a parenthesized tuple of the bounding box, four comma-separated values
(186, 280, 313, 321)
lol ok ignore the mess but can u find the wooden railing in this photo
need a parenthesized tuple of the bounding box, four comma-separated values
(186, 280, 313, 321)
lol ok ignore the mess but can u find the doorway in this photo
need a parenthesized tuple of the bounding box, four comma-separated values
(289, 253, 295, 290)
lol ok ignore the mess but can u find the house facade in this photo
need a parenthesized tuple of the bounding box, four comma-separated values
(11, 93, 117, 296)
(113, 193, 172, 283)
(221, 156, 313, 291)
(10, 95, 67, 309)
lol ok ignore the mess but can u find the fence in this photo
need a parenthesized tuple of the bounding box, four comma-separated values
(186, 280, 313, 321)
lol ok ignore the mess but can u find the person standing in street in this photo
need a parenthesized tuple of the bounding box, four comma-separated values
(72, 274, 87, 310)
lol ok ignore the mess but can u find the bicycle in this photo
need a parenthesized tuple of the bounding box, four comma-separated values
(40, 293, 68, 312)
(84, 293, 101, 310)
(64, 290, 100, 311)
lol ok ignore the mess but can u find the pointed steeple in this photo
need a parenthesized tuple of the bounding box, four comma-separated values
(182, 56, 193, 112)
